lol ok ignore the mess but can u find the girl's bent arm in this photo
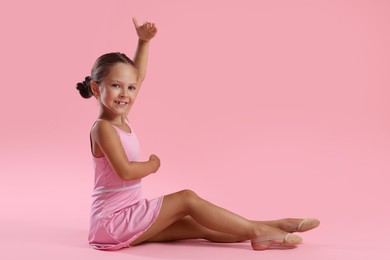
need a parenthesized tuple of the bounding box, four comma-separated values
(92, 120, 159, 180)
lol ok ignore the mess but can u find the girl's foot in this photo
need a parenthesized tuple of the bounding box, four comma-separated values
(251, 227, 303, 250)
(296, 218, 320, 232)
(261, 218, 320, 233)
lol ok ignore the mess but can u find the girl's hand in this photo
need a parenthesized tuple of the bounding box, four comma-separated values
(149, 154, 161, 173)
(132, 17, 158, 42)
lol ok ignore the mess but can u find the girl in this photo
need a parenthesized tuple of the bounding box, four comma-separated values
(76, 18, 320, 251)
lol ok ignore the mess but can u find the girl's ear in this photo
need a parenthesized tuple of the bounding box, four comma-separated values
(90, 81, 100, 97)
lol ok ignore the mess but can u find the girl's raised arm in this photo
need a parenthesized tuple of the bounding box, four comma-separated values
(132, 17, 157, 87)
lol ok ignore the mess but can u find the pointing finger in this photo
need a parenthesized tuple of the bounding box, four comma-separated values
(132, 17, 139, 28)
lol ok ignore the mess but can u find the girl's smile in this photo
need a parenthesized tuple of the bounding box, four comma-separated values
(114, 100, 129, 106)
(93, 62, 139, 118)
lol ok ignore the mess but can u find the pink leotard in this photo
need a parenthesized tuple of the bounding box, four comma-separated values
(88, 121, 164, 250)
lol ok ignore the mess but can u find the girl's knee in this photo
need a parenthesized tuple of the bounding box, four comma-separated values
(178, 189, 198, 199)
(177, 189, 199, 205)
(170, 190, 200, 215)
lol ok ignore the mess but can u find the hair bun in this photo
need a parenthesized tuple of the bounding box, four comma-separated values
(76, 76, 93, 99)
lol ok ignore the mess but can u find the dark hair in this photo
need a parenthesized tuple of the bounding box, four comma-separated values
(76, 52, 135, 99)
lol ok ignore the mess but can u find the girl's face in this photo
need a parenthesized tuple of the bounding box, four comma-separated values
(95, 62, 138, 117)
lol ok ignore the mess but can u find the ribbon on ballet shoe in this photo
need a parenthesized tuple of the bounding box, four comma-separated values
(283, 233, 302, 245)
(297, 218, 320, 232)
(251, 233, 302, 250)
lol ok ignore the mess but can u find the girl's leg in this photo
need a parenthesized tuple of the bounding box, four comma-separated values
(146, 216, 246, 243)
(130, 189, 301, 248)
(256, 218, 320, 233)
(146, 217, 317, 244)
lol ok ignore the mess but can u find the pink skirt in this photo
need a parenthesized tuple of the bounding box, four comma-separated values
(89, 196, 164, 250)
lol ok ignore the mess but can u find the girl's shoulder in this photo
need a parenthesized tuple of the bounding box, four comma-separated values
(92, 118, 110, 131)
(93, 118, 112, 128)
(91, 119, 118, 139)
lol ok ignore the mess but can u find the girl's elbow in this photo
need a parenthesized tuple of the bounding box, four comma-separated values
(118, 170, 137, 181)
(114, 166, 133, 180)
(118, 166, 142, 181)
(137, 77, 145, 85)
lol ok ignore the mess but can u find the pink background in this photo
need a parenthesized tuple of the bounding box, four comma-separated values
(1, 0, 389, 259)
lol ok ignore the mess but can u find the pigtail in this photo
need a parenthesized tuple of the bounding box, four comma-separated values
(76, 76, 93, 99)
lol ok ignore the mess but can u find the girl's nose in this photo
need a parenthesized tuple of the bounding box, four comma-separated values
(119, 90, 127, 97)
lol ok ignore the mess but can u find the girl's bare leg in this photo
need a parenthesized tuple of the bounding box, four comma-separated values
(257, 218, 319, 233)
(145, 217, 315, 243)
(146, 216, 246, 243)
(130, 190, 301, 247)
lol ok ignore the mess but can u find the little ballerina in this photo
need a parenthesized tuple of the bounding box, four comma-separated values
(76, 17, 320, 251)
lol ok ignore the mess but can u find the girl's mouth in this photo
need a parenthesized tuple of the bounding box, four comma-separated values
(114, 101, 128, 106)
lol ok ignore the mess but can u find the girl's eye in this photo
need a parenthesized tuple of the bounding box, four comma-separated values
(112, 84, 120, 88)
(129, 86, 136, 90)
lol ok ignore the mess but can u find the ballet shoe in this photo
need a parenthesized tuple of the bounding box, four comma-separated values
(251, 233, 302, 250)
(296, 218, 320, 232)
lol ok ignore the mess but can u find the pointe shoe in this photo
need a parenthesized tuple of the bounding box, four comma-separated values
(251, 233, 303, 250)
(296, 218, 320, 232)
